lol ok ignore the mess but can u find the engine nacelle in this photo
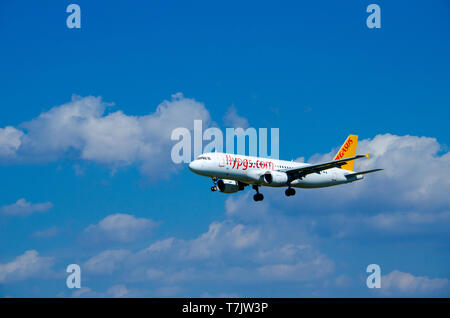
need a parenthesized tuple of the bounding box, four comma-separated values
(263, 171, 288, 185)
(217, 179, 240, 193)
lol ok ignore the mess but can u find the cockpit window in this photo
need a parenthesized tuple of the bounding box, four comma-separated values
(197, 155, 211, 160)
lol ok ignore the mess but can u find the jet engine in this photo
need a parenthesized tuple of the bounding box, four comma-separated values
(217, 179, 240, 193)
(263, 171, 288, 185)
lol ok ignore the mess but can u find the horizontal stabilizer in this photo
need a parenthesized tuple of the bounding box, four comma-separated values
(345, 169, 383, 178)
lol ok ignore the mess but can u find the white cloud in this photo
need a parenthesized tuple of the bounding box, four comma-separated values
(0, 198, 53, 217)
(72, 284, 131, 298)
(155, 286, 183, 297)
(369, 211, 450, 230)
(84, 249, 131, 274)
(223, 105, 249, 129)
(0, 93, 211, 178)
(225, 191, 270, 220)
(307, 134, 450, 208)
(256, 244, 311, 263)
(180, 221, 260, 260)
(281, 134, 450, 238)
(106, 284, 130, 298)
(333, 274, 353, 288)
(70, 282, 179, 298)
(381, 270, 449, 295)
(142, 237, 175, 254)
(109, 197, 333, 289)
(31, 226, 60, 238)
(257, 254, 334, 282)
(0, 126, 23, 159)
(315, 210, 450, 239)
(0, 250, 54, 283)
(82, 213, 158, 243)
(81, 199, 332, 292)
(357, 134, 450, 207)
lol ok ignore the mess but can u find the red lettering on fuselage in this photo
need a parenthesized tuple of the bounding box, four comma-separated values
(224, 155, 274, 171)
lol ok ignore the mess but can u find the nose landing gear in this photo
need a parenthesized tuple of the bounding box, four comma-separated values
(252, 185, 264, 201)
(211, 177, 218, 192)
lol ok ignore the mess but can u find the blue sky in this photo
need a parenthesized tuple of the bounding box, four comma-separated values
(0, 0, 449, 297)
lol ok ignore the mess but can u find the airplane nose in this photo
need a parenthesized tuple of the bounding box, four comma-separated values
(189, 160, 199, 172)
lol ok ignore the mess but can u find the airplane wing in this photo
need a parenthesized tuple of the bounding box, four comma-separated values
(282, 153, 370, 179)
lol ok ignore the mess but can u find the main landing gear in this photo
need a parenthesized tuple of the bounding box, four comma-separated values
(285, 187, 296, 197)
(211, 177, 218, 192)
(253, 185, 264, 202)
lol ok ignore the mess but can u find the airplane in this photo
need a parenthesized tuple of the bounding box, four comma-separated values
(188, 134, 382, 201)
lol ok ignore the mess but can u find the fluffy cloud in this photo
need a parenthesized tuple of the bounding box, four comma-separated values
(306, 134, 450, 208)
(0, 198, 53, 217)
(363, 210, 450, 235)
(276, 134, 450, 238)
(0, 93, 211, 178)
(130, 220, 264, 264)
(0, 250, 54, 283)
(3, 133, 448, 296)
(31, 226, 60, 238)
(0, 126, 23, 158)
(223, 105, 249, 129)
(142, 237, 175, 253)
(355, 134, 450, 208)
(72, 284, 131, 298)
(81, 197, 333, 296)
(179, 221, 260, 260)
(82, 213, 159, 243)
(380, 270, 449, 295)
(84, 249, 131, 274)
(71, 283, 179, 298)
(257, 254, 333, 282)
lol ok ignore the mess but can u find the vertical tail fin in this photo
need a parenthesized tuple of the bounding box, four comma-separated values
(333, 135, 358, 171)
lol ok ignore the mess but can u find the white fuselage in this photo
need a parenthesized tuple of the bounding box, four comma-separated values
(188, 152, 362, 188)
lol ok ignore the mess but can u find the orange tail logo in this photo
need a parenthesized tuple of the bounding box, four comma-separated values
(333, 135, 358, 171)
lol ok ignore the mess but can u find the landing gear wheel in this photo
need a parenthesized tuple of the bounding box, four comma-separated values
(252, 185, 264, 201)
(253, 193, 264, 201)
(285, 188, 296, 196)
(211, 186, 217, 192)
